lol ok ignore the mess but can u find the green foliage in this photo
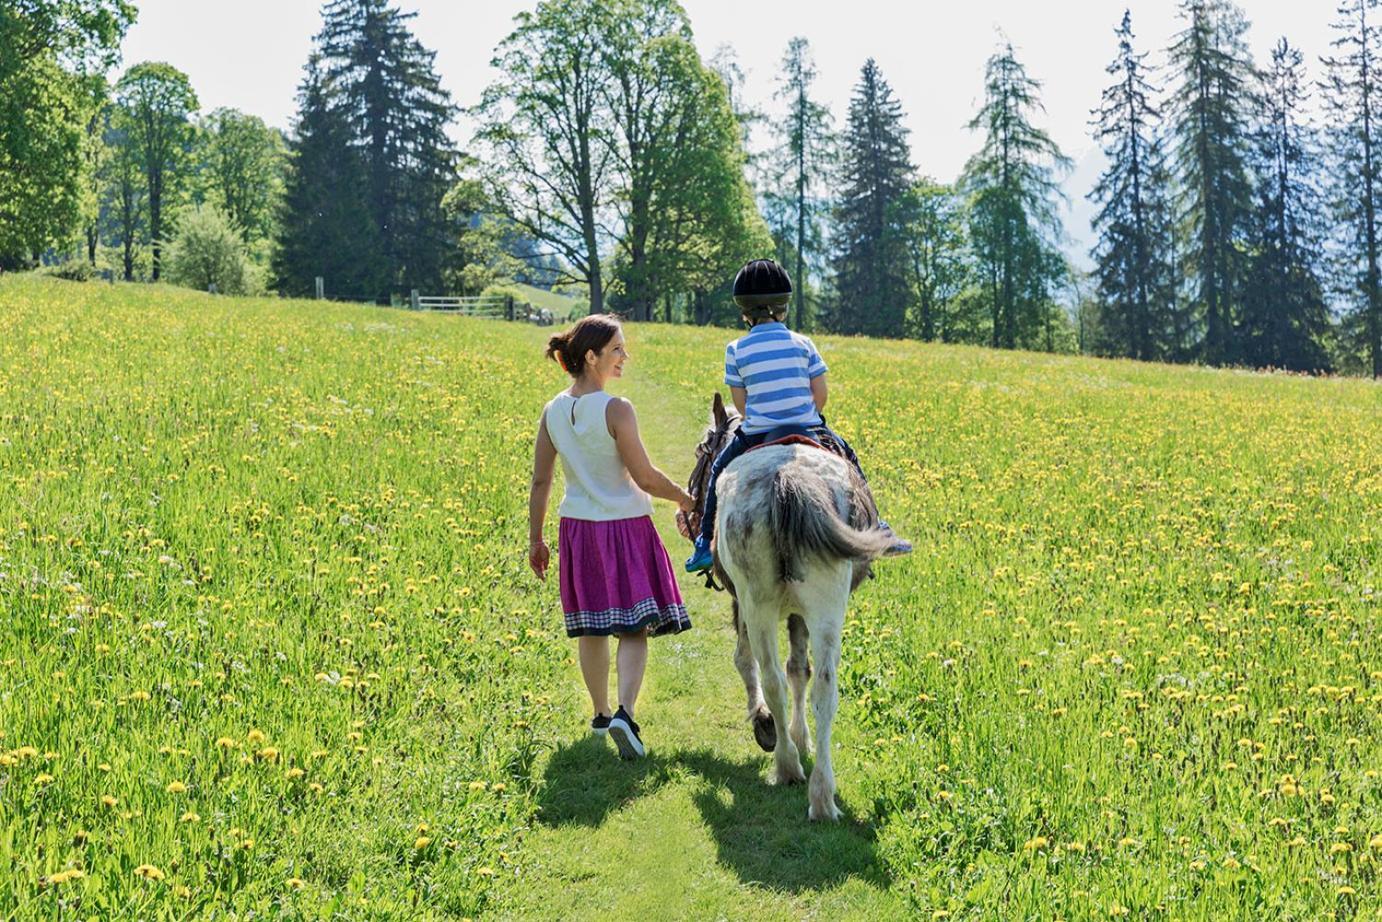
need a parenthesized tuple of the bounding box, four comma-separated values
(442, 170, 523, 297)
(961, 43, 1072, 351)
(164, 205, 259, 295)
(894, 178, 969, 342)
(273, 55, 384, 300)
(1166, 0, 1256, 366)
(1089, 11, 1179, 362)
(0, 0, 135, 75)
(196, 108, 287, 258)
(764, 37, 836, 331)
(1322, 0, 1382, 378)
(0, 53, 85, 269)
(832, 58, 913, 337)
(113, 61, 199, 281)
(313, 0, 459, 294)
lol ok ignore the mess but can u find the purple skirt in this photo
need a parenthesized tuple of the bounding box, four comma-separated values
(558, 516, 691, 637)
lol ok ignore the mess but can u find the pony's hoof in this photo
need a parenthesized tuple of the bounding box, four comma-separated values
(769, 763, 806, 786)
(751, 712, 776, 752)
(808, 801, 842, 822)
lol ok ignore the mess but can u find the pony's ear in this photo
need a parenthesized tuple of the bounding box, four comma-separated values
(712, 392, 728, 427)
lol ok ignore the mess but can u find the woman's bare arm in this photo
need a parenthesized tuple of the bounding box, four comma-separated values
(528, 410, 557, 579)
(608, 398, 693, 511)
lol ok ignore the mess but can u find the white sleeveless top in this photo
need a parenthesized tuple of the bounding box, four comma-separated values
(544, 391, 653, 521)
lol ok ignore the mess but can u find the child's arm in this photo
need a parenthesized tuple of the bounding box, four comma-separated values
(810, 373, 828, 412)
(730, 386, 747, 417)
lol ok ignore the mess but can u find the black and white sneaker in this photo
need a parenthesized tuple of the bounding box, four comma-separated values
(607, 706, 645, 759)
(590, 713, 611, 736)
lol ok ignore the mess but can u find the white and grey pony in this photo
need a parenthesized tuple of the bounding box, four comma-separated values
(680, 393, 892, 821)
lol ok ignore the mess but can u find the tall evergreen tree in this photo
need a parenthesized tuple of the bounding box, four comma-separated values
(273, 55, 384, 298)
(832, 58, 913, 337)
(1089, 10, 1177, 361)
(1166, 0, 1257, 366)
(766, 37, 835, 330)
(301, 0, 457, 294)
(1242, 40, 1332, 371)
(960, 43, 1072, 350)
(1322, 0, 1382, 377)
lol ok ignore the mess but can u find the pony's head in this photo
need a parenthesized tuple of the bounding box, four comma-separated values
(676, 392, 741, 542)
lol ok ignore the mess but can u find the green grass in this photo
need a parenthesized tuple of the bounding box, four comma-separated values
(509, 282, 583, 317)
(2, 274, 1380, 920)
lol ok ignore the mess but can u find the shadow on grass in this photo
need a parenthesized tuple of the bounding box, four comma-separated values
(536, 736, 889, 893)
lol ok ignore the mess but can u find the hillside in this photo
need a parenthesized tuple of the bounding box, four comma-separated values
(1, 274, 1379, 919)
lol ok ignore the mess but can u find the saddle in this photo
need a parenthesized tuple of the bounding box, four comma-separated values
(747, 428, 854, 463)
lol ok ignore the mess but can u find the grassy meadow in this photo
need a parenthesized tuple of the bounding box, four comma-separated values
(1, 274, 1380, 920)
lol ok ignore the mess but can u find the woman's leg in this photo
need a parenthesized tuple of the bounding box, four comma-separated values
(615, 628, 649, 717)
(577, 636, 611, 716)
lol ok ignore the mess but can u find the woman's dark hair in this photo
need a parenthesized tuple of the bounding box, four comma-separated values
(546, 314, 622, 377)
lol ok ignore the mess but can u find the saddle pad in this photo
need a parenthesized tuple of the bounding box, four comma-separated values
(746, 433, 824, 453)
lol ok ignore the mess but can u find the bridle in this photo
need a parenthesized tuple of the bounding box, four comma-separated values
(676, 413, 739, 543)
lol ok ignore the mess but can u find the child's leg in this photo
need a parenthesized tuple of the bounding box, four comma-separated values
(695, 431, 751, 545)
(577, 636, 611, 716)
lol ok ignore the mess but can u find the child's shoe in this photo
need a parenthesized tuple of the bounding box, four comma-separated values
(685, 536, 713, 572)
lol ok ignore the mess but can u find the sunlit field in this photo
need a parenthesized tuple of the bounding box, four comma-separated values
(2, 274, 1380, 919)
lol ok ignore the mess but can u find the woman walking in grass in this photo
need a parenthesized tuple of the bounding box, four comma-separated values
(528, 314, 694, 759)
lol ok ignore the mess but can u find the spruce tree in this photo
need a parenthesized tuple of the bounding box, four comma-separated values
(766, 37, 835, 330)
(1242, 40, 1332, 372)
(273, 55, 384, 298)
(1322, 0, 1382, 377)
(1166, 0, 1257, 366)
(960, 43, 1071, 350)
(1089, 11, 1177, 361)
(311, 0, 457, 294)
(832, 58, 913, 337)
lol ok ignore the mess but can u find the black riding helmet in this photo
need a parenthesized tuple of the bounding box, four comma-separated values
(733, 259, 792, 316)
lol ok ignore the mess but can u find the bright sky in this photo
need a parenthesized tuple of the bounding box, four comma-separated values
(120, 0, 1336, 257)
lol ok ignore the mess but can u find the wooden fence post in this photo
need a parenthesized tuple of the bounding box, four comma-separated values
(411, 289, 420, 310)
(506, 295, 514, 321)
(315, 276, 325, 300)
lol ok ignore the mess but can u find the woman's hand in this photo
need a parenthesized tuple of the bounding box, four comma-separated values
(677, 489, 695, 514)
(529, 539, 550, 581)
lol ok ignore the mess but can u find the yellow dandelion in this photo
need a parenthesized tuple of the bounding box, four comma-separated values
(468, 780, 486, 791)
(180, 811, 200, 823)
(34, 773, 54, 785)
(166, 781, 187, 794)
(1369, 833, 1382, 850)
(287, 877, 305, 890)
(257, 747, 279, 762)
(215, 737, 236, 749)
(134, 865, 165, 881)
(100, 795, 117, 808)
(1330, 842, 1352, 855)
(246, 729, 266, 745)
(414, 836, 432, 849)
(285, 767, 305, 780)
(1022, 836, 1049, 851)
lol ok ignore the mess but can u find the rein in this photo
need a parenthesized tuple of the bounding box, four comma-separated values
(679, 413, 739, 592)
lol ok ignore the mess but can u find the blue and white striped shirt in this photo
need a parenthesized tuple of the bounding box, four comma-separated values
(723, 322, 827, 435)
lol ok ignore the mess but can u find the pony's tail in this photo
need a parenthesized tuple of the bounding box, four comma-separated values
(768, 467, 893, 582)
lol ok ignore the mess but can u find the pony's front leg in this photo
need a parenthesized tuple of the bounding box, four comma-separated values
(733, 602, 775, 751)
(745, 611, 804, 786)
(807, 619, 843, 821)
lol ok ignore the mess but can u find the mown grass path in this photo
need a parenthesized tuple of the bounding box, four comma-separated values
(489, 362, 906, 920)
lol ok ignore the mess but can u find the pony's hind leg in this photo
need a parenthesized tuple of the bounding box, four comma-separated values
(806, 616, 844, 821)
(733, 602, 775, 751)
(785, 614, 812, 756)
(744, 605, 804, 786)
